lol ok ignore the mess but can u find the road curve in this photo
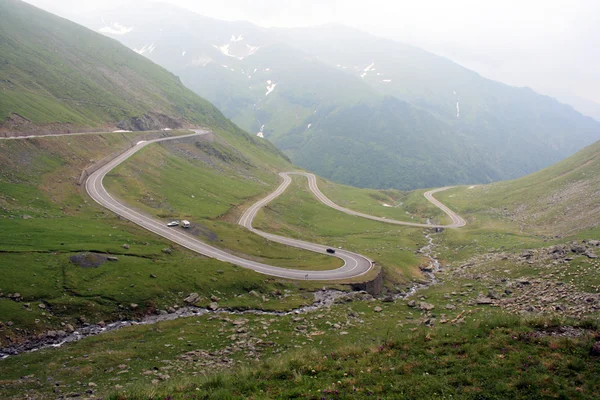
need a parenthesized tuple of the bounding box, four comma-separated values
(84, 130, 373, 280)
(237, 173, 465, 275)
(268, 172, 466, 228)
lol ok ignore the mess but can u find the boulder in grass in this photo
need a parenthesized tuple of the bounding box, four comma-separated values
(184, 293, 200, 304)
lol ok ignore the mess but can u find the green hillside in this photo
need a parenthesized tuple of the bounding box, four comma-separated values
(437, 139, 600, 236)
(0, 0, 226, 133)
(79, 6, 600, 189)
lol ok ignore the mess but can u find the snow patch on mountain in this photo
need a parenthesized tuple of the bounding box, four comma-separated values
(257, 124, 265, 138)
(246, 44, 260, 56)
(182, 51, 186, 56)
(213, 40, 259, 60)
(214, 44, 234, 57)
(266, 81, 277, 96)
(191, 56, 211, 67)
(230, 34, 244, 42)
(456, 101, 460, 119)
(360, 62, 376, 78)
(134, 43, 156, 55)
(383, 79, 392, 83)
(99, 22, 133, 35)
(307, 123, 312, 129)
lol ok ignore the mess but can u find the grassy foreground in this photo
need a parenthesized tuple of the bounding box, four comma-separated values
(109, 314, 600, 399)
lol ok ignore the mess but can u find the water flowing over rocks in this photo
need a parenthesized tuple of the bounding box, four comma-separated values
(0, 290, 360, 358)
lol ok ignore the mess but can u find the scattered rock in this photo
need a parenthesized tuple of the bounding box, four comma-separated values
(584, 251, 598, 259)
(38, 303, 46, 309)
(208, 302, 219, 311)
(130, 303, 138, 310)
(374, 306, 383, 312)
(487, 290, 501, 300)
(184, 293, 200, 304)
(381, 295, 394, 303)
(445, 304, 456, 310)
(476, 297, 494, 305)
(407, 300, 416, 308)
(210, 295, 220, 302)
(122, 244, 130, 249)
(419, 302, 435, 311)
(520, 251, 533, 259)
(107, 256, 119, 262)
(8, 293, 22, 301)
(161, 248, 173, 254)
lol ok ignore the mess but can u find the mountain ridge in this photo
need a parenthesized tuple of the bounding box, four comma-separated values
(74, 4, 600, 190)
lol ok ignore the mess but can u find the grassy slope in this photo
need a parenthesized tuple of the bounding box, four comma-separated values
(253, 176, 434, 286)
(436, 140, 600, 237)
(0, 130, 324, 347)
(109, 315, 600, 400)
(102, 132, 342, 271)
(315, 176, 448, 224)
(0, 0, 225, 130)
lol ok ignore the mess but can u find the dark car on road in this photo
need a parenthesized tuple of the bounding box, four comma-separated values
(326, 248, 336, 254)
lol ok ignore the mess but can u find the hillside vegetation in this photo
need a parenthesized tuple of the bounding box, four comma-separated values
(110, 315, 600, 400)
(0, 128, 324, 347)
(437, 139, 600, 236)
(0, 0, 226, 133)
(79, 5, 600, 189)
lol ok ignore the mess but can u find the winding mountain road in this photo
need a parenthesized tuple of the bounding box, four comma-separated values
(28, 130, 464, 281)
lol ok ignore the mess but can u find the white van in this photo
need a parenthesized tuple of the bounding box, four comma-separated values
(181, 220, 191, 228)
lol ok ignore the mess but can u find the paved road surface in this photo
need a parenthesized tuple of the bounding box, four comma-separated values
(12, 130, 466, 281)
(85, 130, 373, 280)
(237, 172, 465, 279)
(275, 172, 466, 228)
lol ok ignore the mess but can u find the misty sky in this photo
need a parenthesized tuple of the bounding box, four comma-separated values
(25, 0, 600, 104)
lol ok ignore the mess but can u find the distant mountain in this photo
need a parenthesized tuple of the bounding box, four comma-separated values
(0, 0, 230, 134)
(75, 4, 600, 189)
(554, 94, 600, 122)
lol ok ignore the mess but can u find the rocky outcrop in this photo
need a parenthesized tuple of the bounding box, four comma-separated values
(116, 113, 188, 132)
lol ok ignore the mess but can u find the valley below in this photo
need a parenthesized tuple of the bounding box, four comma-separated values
(1, 128, 599, 399)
